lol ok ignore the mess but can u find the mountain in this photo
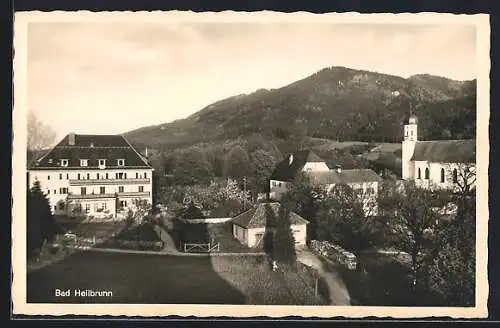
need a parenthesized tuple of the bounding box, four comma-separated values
(125, 66, 476, 149)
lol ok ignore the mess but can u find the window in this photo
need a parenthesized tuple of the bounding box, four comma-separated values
(87, 173, 90, 180)
(124, 173, 127, 179)
(136, 172, 139, 179)
(54, 189, 57, 194)
(100, 187, 105, 194)
(98, 159, 106, 166)
(97, 173, 100, 179)
(452, 168, 458, 183)
(106, 173, 109, 179)
(139, 186, 144, 192)
(66, 174, 69, 179)
(80, 159, 88, 167)
(118, 186, 124, 193)
(440, 168, 445, 183)
(85, 204, 90, 213)
(54, 206, 57, 211)
(417, 168, 421, 179)
(81, 187, 86, 195)
(47, 175, 50, 180)
(367, 187, 375, 194)
(60, 159, 69, 167)
(77, 173, 81, 180)
(59, 187, 68, 194)
(59, 173, 63, 180)
(117, 172, 124, 179)
(117, 159, 125, 166)
(144, 172, 147, 179)
(47, 190, 50, 195)
(425, 168, 430, 180)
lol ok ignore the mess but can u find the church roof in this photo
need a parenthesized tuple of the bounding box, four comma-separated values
(410, 139, 476, 163)
(269, 150, 325, 181)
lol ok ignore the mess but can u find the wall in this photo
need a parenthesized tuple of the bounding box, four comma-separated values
(302, 162, 330, 172)
(181, 217, 233, 224)
(246, 224, 307, 248)
(269, 180, 291, 201)
(28, 168, 154, 215)
(232, 224, 248, 245)
(326, 181, 379, 216)
(413, 161, 476, 191)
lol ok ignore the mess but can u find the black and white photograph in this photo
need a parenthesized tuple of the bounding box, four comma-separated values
(12, 11, 490, 318)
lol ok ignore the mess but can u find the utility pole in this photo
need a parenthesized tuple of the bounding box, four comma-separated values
(243, 176, 247, 211)
(314, 269, 319, 297)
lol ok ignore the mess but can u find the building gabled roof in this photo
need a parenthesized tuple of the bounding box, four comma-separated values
(308, 169, 382, 185)
(231, 202, 309, 229)
(411, 139, 476, 163)
(270, 150, 326, 182)
(29, 134, 152, 169)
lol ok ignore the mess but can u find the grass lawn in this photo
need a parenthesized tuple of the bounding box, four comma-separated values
(27, 251, 324, 305)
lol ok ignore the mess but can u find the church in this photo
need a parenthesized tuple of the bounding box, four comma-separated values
(401, 115, 476, 192)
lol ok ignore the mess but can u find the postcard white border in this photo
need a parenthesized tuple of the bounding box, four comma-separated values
(12, 11, 490, 318)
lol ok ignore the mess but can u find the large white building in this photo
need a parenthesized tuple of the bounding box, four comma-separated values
(27, 133, 154, 218)
(269, 150, 381, 216)
(402, 115, 476, 191)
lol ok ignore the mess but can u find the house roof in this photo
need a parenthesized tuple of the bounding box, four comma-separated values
(28, 134, 152, 170)
(231, 202, 309, 229)
(410, 140, 476, 163)
(308, 169, 382, 185)
(270, 150, 326, 181)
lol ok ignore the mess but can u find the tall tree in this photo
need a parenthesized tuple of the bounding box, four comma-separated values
(281, 172, 324, 241)
(27, 180, 55, 258)
(249, 149, 278, 194)
(27, 111, 57, 151)
(315, 184, 389, 257)
(379, 180, 445, 293)
(266, 203, 296, 265)
(425, 173, 476, 306)
(223, 145, 252, 180)
(172, 147, 214, 186)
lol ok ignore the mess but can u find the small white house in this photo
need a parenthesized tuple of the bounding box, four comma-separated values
(231, 202, 309, 248)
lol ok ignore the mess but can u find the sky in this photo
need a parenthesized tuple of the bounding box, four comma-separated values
(27, 21, 477, 140)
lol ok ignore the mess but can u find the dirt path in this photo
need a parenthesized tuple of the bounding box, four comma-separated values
(296, 248, 351, 305)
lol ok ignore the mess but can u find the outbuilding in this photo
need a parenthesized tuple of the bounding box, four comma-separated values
(231, 202, 309, 248)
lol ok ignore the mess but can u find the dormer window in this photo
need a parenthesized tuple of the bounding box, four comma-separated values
(48, 159, 53, 164)
(98, 159, 106, 168)
(117, 159, 125, 166)
(80, 159, 88, 167)
(60, 159, 69, 167)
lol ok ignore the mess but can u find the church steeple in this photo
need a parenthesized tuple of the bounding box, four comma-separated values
(402, 113, 418, 180)
(404, 114, 418, 142)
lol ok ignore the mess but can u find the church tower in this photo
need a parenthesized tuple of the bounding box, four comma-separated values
(402, 114, 418, 180)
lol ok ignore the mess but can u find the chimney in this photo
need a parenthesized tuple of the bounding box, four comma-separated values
(335, 165, 342, 173)
(289, 154, 294, 165)
(68, 133, 76, 146)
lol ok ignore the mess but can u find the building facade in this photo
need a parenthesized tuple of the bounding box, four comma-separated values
(401, 115, 476, 191)
(269, 150, 382, 216)
(27, 133, 154, 218)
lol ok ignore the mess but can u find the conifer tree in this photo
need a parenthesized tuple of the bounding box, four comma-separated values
(27, 180, 55, 258)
